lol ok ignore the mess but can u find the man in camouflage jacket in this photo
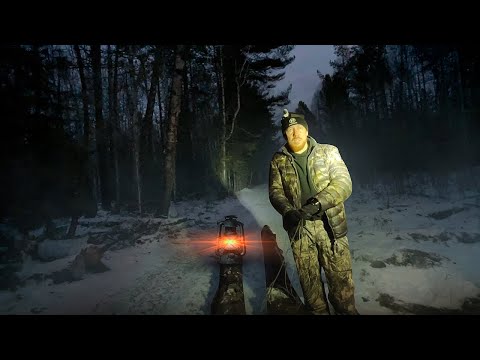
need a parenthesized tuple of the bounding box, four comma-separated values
(269, 109, 359, 315)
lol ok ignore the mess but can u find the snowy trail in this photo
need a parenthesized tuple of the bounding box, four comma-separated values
(0, 194, 272, 314)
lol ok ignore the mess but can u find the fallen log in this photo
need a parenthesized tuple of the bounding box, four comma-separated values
(261, 225, 310, 315)
(50, 245, 109, 284)
(210, 253, 246, 315)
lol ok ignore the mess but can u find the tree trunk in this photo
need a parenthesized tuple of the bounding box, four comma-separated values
(389, 86, 395, 114)
(107, 45, 118, 205)
(134, 109, 142, 214)
(455, 49, 469, 161)
(218, 46, 249, 195)
(218, 46, 228, 191)
(73, 45, 97, 211)
(381, 85, 389, 120)
(91, 45, 111, 210)
(415, 58, 422, 111)
(67, 216, 78, 238)
(159, 45, 187, 217)
(187, 58, 196, 160)
(398, 45, 406, 116)
(138, 47, 161, 205)
(372, 88, 379, 121)
(421, 58, 427, 110)
(143, 46, 161, 173)
(189, 60, 198, 162)
(156, 78, 164, 163)
(112, 46, 121, 204)
(225, 47, 249, 142)
(127, 48, 143, 214)
(404, 47, 414, 112)
(45, 218, 57, 239)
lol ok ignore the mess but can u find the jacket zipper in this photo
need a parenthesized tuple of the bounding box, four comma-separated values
(287, 155, 302, 209)
(308, 147, 337, 241)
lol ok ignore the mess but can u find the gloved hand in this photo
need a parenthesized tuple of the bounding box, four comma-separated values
(282, 209, 303, 232)
(300, 197, 322, 219)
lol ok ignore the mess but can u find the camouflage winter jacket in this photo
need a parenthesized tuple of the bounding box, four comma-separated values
(269, 136, 352, 240)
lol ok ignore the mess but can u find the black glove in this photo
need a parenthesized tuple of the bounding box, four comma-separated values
(300, 197, 322, 219)
(283, 209, 303, 232)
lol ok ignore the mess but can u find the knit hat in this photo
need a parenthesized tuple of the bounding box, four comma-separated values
(281, 109, 308, 134)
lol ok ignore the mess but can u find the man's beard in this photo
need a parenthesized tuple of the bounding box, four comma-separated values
(288, 137, 307, 153)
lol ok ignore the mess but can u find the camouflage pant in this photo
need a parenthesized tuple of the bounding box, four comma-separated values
(289, 219, 358, 315)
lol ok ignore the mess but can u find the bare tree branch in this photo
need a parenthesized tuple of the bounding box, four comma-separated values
(226, 45, 251, 141)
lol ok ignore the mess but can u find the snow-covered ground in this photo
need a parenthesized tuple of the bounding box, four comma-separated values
(1, 183, 479, 315)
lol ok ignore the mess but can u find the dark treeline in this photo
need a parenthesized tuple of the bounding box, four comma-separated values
(4, 44, 477, 241)
(310, 45, 480, 192)
(0, 45, 294, 237)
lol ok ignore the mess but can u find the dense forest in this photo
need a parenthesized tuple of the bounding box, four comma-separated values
(310, 45, 480, 192)
(0, 45, 294, 237)
(1, 44, 479, 242)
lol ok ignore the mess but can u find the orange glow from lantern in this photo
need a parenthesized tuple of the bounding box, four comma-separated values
(190, 231, 263, 256)
(223, 237, 239, 250)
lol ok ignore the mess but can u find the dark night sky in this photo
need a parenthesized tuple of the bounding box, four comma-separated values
(275, 45, 336, 111)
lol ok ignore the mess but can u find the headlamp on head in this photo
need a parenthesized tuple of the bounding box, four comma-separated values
(281, 109, 308, 135)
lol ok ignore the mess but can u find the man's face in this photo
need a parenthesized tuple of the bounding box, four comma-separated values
(285, 124, 308, 152)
